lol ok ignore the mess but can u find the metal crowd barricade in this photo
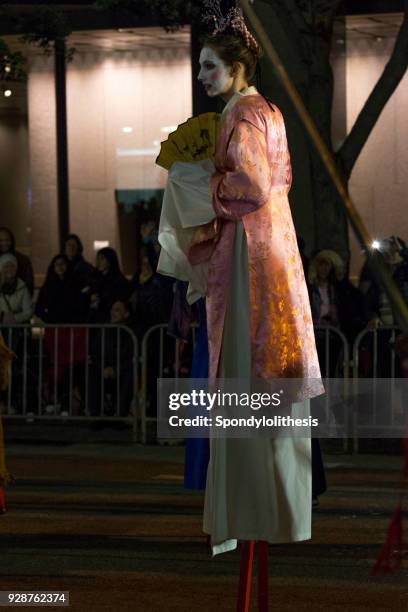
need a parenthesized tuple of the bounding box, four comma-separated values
(139, 323, 196, 444)
(352, 325, 401, 453)
(0, 323, 139, 441)
(140, 322, 350, 446)
(313, 325, 350, 452)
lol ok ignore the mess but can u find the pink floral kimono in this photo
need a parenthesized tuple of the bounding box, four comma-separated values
(193, 88, 323, 397)
(158, 86, 324, 556)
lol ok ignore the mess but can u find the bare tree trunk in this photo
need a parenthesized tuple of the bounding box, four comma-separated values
(261, 0, 349, 260)
(306, 2, 349, 262)
(260, 0, 407, 264)
(255, 1, 320, 253)
(338, 4, 408, 179)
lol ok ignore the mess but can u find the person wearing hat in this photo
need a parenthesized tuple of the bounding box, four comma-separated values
(0, 254, 33, 415)
(0, 227, 34, 296)
(308, 250, 364, 509)
(0, 254, 33, 326)
(308, 249, 364, 357)
(308, 250, 344, 331)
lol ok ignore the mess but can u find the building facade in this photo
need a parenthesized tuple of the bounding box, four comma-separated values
(0, 3, 406, 284)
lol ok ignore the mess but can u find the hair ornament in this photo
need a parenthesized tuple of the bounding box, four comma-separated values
(202, 1, 259, 54)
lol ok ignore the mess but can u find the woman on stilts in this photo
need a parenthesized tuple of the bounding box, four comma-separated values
(158, 1, 324, 609)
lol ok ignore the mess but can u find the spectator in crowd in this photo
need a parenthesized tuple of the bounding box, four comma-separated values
(308, 250, 366, 506)
(359, 236, 408, 328)
(358, 236, 408, 376)
(392, 237, 408, 305)
(0, 254, 33, 414)
(167, 280, 195, 376)
(0, 254, 33, 327)
(89, 247, 130, 323)
(128, 242, 174, 417)
(35, 254, 82, 324)
(140, 219, 160, 257)
(309, 250, 364, 341)
(129, 243, 174, 340)
(89, 300, 136, 417)
(64, 234, 94, 287)
(308, 249, 364, 376)
(64, 234, 95, 321)
(35, 254, 88, 415)
(0, 227, 34, 295)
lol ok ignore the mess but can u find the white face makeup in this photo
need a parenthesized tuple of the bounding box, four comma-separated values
(198, 47, 232, 97)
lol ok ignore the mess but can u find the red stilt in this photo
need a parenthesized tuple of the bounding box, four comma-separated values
(371, 426, 408, 575)
(237, 541, 255, 612)
(257, 541, 268, 611)
(0, 486, 6, 514)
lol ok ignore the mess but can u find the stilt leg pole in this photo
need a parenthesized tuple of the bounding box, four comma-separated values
(237, 540, 255, 612)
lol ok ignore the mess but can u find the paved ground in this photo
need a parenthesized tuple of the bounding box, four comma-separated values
(1, 438, 408, 611)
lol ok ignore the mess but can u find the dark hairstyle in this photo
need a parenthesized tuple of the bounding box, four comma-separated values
(97, 247, 121, 276)
(200, 31, 263, 83)
(44, 254, 69, 284)
(139, 243, 159, 274)
(64, 233, 84, 256)
(0, 227, 16, 252)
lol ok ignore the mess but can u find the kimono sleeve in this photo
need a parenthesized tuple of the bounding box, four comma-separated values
(210, 117, 271, 221)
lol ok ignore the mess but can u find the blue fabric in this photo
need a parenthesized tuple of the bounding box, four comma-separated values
(184, 298, 210, 490)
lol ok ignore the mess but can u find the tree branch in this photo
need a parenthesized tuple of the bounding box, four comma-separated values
(275, 0, 311, 35)
(338, 6, 408, 178)
(313, 0, 343, 31)
(247, 0, 307, 81)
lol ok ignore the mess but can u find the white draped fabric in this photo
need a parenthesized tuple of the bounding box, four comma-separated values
(157, 158, 216, 304)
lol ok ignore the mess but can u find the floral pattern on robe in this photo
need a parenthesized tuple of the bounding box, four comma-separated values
(206, 94, 324, 401)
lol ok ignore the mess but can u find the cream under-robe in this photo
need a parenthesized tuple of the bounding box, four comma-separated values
(202, 221, 311, 556)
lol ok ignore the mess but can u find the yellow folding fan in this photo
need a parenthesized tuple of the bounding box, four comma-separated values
(156, 112, 221, 171)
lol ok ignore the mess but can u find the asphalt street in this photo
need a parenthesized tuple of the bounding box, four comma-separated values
(1, 440, 407, 611)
